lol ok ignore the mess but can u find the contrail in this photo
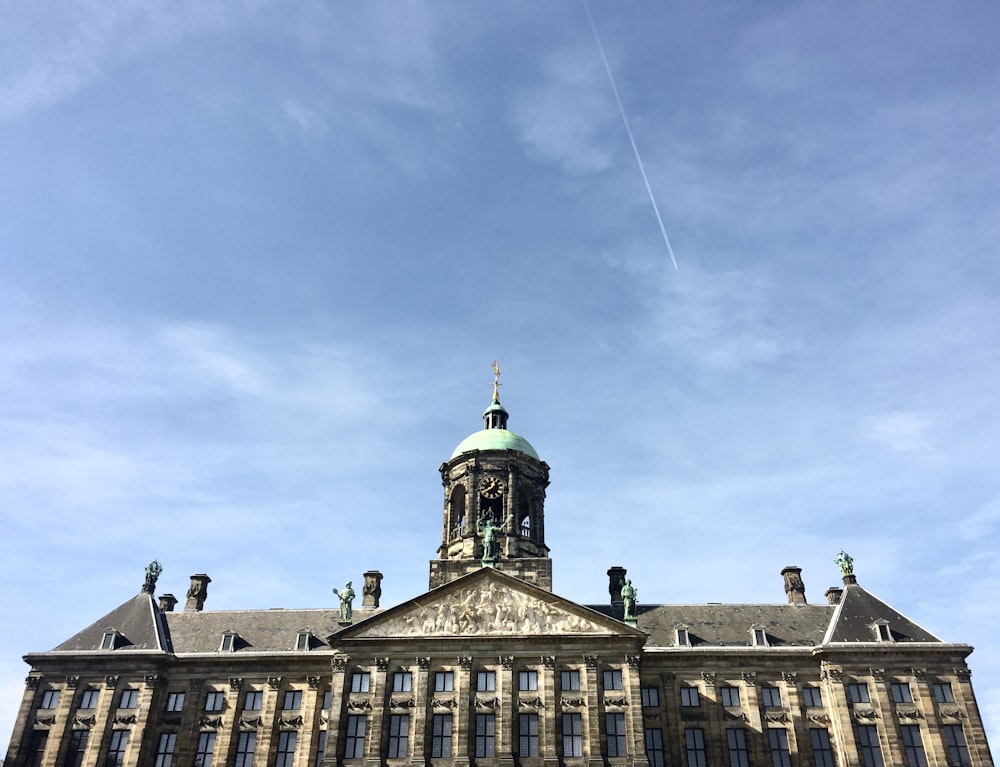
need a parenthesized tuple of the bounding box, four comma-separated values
(582, 0, 679, 271)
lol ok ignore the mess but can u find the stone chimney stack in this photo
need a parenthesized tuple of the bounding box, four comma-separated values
(781, 566, 807, 604)
(158, 594, 178, 612)
(363, 570, 383, 609)
(607, 566, 627, 606)
(825, 587, 843, 605)
(185, 574, 211, 612)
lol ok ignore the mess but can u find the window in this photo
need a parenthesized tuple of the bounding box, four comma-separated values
(848, 683, 871, 704)
(351, 673, 371, 693)
(892, 683, 914, 704)
(275, 732, 297, 767)
(315, 731, 327, 767)
(873, 622, 892, 642)
(810, 729, 835, 767)
(154, 733, 176, 767)
(393, 672, 412, 693)
(322, 690, 332, 709)
(345, 716, 366, 759)
(431, 714, 453, 758)
(79, 689, 100, 709)
(721, 687, 741, 707)
(165, 692, 185, 712)
(204, 691, 224, 712)
(106, 730, 129, 767)
(519, 670, 539, 691)
(220, 633, 235, 652)
(234, 733, 255, 767)
(900, 725, 927, 767)
(101, 631, 116, 650)
(761, 687, 782, 707)
(752, 628, 769, 647)
(476, 714, 496, 758)
(244, 691, 263, 711)
(606, 713, 627, 757)
(434, 672, 454, 693)
(40, 690, 61, 709)
(283, 691, 302, 710)
(768, 728, 791, 767)
(681, 686, 700, 707)
(194, 733, 216, 767)
(641, 687, 660, 707)
(26, 730, 48, 767)
(603, 670, 623, 691)
(943, 725, 971, 767)
(676, 627, 691, 646)
(645, 729, 664, 767)
(933, 683, 955, 703)
(561, 670, 581, 691)
(685, 729, 707, 767)
(727, 728, 749, 767)
(802, 687, 823, 707)
(477, 671, 496, 692)
(118, 689, 138, 709)
(563, 713, 583, 757)
(387, 715, 409, 758)
(520, 714, 539, 757)
(295, 632, 310, 651)
(65, 731, 90, 767)
(856, 725, 883, 767)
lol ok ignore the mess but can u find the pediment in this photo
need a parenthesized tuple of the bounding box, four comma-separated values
(344, 568, 638, 640)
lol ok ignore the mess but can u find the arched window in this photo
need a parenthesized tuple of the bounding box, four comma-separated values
(450, 486, 467, 540)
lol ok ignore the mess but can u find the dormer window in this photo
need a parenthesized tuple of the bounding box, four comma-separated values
(101, 630, 118, 650)
(220, 631, 237, 652)
(751, 626, 769, 647)
(872, 620, 893, 642)
(295, 630, 311, 651)
(675, 626, 691, 647)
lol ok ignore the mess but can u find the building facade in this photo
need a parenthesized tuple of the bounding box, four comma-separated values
(5, 387, 995, 767)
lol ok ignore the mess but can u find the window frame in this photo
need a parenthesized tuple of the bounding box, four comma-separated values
(387, 715, 409, 759)
(203, 691, 224, 713)
(645, 728, 664, 767)
(856, 724, 884, 767)
(79, 689, 100, 710)
(40, 690, 61, 709)
(519, 670, 539, 692)
(727, 728, 749, 767)
(431, 713, 453, 759)
(810, 728, 836, 767)
(164, 692, 185, 712)
(603, 670, 623, 691)
(900, 724, 928, 767)
(194, 732, 216, 767)
(641, 686, 660, 707)
(351, 673, 371, 694)
(434, 671, 454, 693)
(761, 686, 782, 707)
(477, 671, 496, 692)
(106, 730, 129, 767)
(345, 715, 366, 759)
(234, 732, 255, 767)
(244, 691, 263, 711)
(801, 686, 823, 707)
(475, 713, 496, 758)
(274, 731, 297, 767)
(283, 690, 303, 711)
(768, 728, 791, 767)
(721, 686, 741, 707)
(562, 713, 583, 758)
(118, 689, 138, 710)
(943, 725, 971, 767)
(891, 682, 914, 704)
(848, 683, 871, 704)
(154, 733, 176, 767)
(393, 672, 413, 693)
(606, 712, 627, 757)
(933, 683, 955, 704)
(685, 728, 707, 767)
(561, 670, 581, 692)
(519, 713, 539, 757)
(680, 686, 701, 707)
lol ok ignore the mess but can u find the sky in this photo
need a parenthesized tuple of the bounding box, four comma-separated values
(1, 0, 999, 755)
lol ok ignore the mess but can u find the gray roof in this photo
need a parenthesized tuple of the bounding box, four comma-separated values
(823, 583, 942, 643)
(52, 593, 165, 652)
(164, 608, 360, 654)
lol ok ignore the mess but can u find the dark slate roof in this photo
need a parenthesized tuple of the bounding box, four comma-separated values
(52, 593, 166, 652)
(164, 609, 371, 653)
(823, 583, 942, 643)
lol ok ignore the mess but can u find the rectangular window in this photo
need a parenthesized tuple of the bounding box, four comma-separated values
(106, 730, 129, 767)
(220, 634, 235, 652)
(40, 690, 61, 709)
(848, 683, 871, 704)
(685, 729, 707, 767)
(283, 691, 302, 710)
(645, 729, 664, 767)
(194, 732, 216, 767)
(165, 692, 185, 712)
(753, 628, 768, 646)
(810, 729, 835, 767)
(434, 672, 454, 693)
(345, 716, 366, 759)
(65, 730, 90, 767)
(721, 687, 741, 707)
(234, 732, 255, 767)
(315, 731, 327, 767)
(118, 689, 138, 709)
(520, 714, 539, 757)
(204, 691, 224, 712)
(768, 729, 791, 767)
(27, 730, 48, 767)
(641, 687, 660, 707)
(943, 725, 971, 767)
(351, 673, 371, 694)
(681, 686, 700, 707)
(393, 672, 412, 693)
(727, 728, 749, 767)
(154, 733, 176, 767)
(476, 714, 496, 758)
(562, 713, 583, 758)
(275, 732, 297, 767)
(79, 689, 100, 709)
(900, 725, 927, 767)
(244, 691, 262, 711)
(856, 725, 883, 767)
(933, 683, 955, 703)
(295, 632, 309, 651)
(431, 714, 453, 758)
(802, 687, 823, 707)
(603, 670, 623, 691)
(477, 671, 496, 692)
(892, 683, 914, 704)
(102, 632, 116, 650)
(761, 687, 782, 707)
(519, 670, 539, 691)
(606, 713, 627, 757)
(322, 691, 332, 709)
(387, 715, 409, 759)
(561, 670, 581, 691)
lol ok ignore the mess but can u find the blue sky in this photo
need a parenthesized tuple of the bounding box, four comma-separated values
(2, 0, 999, 752)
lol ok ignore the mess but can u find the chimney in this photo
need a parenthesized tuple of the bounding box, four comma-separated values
(159, 594, 178, 612)
(825, 587, 843, 605)
(607, 566, 627, 606)
(363, 570, 383, 609)
(185, 574, 211, 612)
(781, 566, 807, 604)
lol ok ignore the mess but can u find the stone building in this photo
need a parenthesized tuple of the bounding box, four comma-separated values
(4, 384, 995, 767)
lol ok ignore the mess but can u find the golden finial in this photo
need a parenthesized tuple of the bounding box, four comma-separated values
(491, 360, 502, 403)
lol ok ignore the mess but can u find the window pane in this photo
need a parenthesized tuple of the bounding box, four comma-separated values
(681, 687, 700, 707)
(165, 693, 185, 712)
(476, 714, 495, 758)
(194, 733, 216, 767)
(434, 672, 454, 693)
(351, 674, 370, 693)
(606, 713, 626, 757)
(431, 714, 453, 758)
(762, 687, 782, 707)
(721, 687, 741, 707)
(802, 687, 822, 707)
(642, 687, 660, 707)
(346, 716, 366, 759)
(393, 673, 412, 693)
(27, 730, 48, 767)
(848, 684, 871, 704)
(106, 730, 129, 767)
(520, 714, 539, 757)
(118, 689, 138, 709)
(943, 725, 971, 767)
(245, 691, 262, 711)
(645, 729, 664, 767)
(275, 732, 297, 767)
(603, 670, 623, 691)
(900, 725, 927, 767)
(387, 715, 409, 758)
(283, 691, 302, 710)
(154, 733, 176, 767)
(563, 713, 583, 757)
(810, 729, 835, 767)
(857, 725, 884, 767)
(686, 729, 707, 767)
(204, 692, 224, 712)
(234, 733, 255, 767)
(65, 731, 90, 767)
(519, 670, 538, 691)
(79, 690, 99, 709)
(768, 729, 791, 767)
(561, 670, 580, 691)
(727, 728, 749, 767)
(40, 690, 61, 709)
(933, 683, 955, 703)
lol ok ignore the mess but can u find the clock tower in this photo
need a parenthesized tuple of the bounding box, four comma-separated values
(430, 365, 552, 590)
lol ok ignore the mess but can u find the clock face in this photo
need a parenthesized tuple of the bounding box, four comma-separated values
(479, 476, 506, 499)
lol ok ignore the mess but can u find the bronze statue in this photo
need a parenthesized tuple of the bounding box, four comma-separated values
(144, 560, 163, 590)
(333, 582, 355, 622)
(835, 550, 854, 577)
(621, 579, 637, 620)
(479, 513, 513, 561)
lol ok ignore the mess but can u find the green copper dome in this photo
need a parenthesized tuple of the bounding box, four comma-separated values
(450, 428, 540, 460)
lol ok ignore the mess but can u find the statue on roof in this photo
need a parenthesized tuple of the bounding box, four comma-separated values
(621, 579, 637, 621)
(491, 360, 502, 403)
(333, 582, 355, 624)
(479, 513, 513, 562)
(143, 560, 163, 593)
(835, 550, 854, 577)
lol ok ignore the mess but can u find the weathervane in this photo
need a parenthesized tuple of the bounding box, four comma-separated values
(491, 360, 502, 403)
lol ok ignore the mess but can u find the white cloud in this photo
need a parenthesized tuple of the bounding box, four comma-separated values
(863, 410, 931, 453)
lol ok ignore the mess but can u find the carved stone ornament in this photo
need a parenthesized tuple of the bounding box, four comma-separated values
(741, 672, 757, 684)
(821, 668, 844, 682)
(542, 656, 556, 669)
(66, 677, 80, 689)
(34, 715, 57, 726)
(431, 698, 457, 709)
(308, 677, 321, 690)
(458, 656, 473, 670)
(520, 697, 545, 709)
(390, 698, 416, 709)
(105, 675, 119, 689)
(500, 656, 514, 670)
(955, 669, 972, 682)
(604, 697, 629, 708)
(347, 700, 372, 711)
(626, 655, 640, 670)
(73, 715, 97, 727)
(25, 677, 41, 689)
(417, 657, 431, 671)
(476, 697, 500, 709)
(781, 672, 798, 683)
(229, 678, 244, 691)
(911, 668, 927, 680)
(279, 715, 304, 728)
(240, 717, 263, 729)
(897, 708, 922, 720)
(375, 658, 390, 671)
(584, 656, 599, 670)
(807, 714, 831, 724)
(114, 715, 138, 725)
(855, 709, 880, 720)
(765, 712, 790, 723)
(941, 709, 967, 719)
(701, 672, 716, 687)
(870, 668, 886, 681)
(267, 677, 282, 690)
(144, 674, 159, 687)
(199, 717, 223, 729)
(561, 697, 586, 708)
(723, 711, 749, 722)
(320, 715, 328, 726)
(332, 657, 350, 673)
